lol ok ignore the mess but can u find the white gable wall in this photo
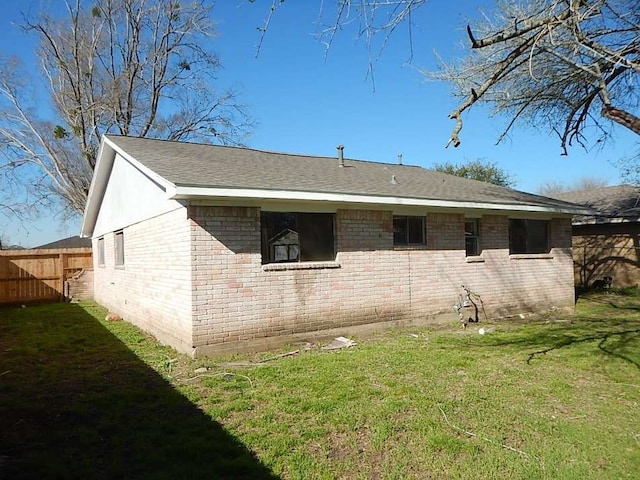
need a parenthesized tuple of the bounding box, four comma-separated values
(93, 152, 182, 238)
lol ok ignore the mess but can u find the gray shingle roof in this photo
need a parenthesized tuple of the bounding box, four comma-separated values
(106, 135, 583, 211)
(35, 236, 92, 249)
(553, 185, 640, 223)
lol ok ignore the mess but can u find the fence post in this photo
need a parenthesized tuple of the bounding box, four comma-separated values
(59, 253, 67, 302)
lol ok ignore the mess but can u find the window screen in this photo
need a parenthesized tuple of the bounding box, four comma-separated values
(97, 237, 105, 265)
(261, 212, 335, 264)
(509, 219, 549, 254)
(465, 219, 480, 256)
(393, 216, 425, 246)
(114, 230, 125, 266)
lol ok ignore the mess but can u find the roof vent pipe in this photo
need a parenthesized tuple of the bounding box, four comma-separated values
(398, 153, 403, 165)
(337, 145, 344, 167)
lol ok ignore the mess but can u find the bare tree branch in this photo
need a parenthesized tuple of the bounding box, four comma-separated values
(432, 0, 640, 149)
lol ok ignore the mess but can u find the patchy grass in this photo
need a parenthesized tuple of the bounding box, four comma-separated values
(1, 294, 640, 479)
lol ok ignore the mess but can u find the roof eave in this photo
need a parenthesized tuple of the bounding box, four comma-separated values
(80, 139, 115, 238)
(171, 186, 590, 215)
(573, 215, 640, 225)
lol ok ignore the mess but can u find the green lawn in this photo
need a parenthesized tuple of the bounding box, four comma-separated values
(1, 292, 639, 479)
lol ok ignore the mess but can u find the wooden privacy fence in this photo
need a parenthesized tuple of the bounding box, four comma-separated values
(0, 248, 93, 304)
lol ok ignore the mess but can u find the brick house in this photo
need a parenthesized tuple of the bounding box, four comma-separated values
(81, 135, 588, 357)
(554, 185, 640, 288)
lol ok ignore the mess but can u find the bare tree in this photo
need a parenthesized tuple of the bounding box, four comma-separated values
(0, 0, 252, 214)
(433, 0, 640, 152)
(538, 176, 610, 196)
(611, 152, 640, 185)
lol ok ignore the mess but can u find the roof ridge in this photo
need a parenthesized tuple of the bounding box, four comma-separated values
(105, 134, 424, 169)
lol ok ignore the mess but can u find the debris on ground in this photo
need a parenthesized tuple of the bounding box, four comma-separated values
(259, 350, 300, 363)
(104, 312, 122, 322)
(478, 327, 496, 335)
(219, 361, 260, 368)
(322, 336, 357, 351)
(193, 367, 208, 374)
(217, 350, 300, 369)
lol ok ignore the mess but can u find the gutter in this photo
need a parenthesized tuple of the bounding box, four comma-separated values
(80, 140, 114, 238)
(170, 186, 593, 216)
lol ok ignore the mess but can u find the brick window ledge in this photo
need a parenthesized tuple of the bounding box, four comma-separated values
(262, 261, 341, 272)
(510, 253, 554, 260)
(465, 256, 485, 263)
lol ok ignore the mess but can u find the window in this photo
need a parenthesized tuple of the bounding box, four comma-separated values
(465, 219, 480, 256)
(509, 219, 549, 254)
(393, 215, 425, 246)
(114, 230, 125, 266)
(97, 237, 105, 266)
(261, 212, 335, 264)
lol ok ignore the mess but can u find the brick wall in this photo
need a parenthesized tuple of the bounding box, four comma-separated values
(189, 206, 575, 356)
(93, 207, 194, 354)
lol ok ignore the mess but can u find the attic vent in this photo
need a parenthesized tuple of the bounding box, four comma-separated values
(397, 153, 403, 165)
(337, 145, 344, 167)
(391, 174, 398, 185)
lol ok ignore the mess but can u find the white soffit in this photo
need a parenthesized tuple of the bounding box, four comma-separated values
(171, 186, 589, 215)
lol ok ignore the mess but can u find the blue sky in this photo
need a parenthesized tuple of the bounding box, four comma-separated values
(0, 0, 636, 247)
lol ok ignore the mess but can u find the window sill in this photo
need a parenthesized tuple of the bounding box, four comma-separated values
(262, 261, 341, 272)
(393, 245, 427, 251)
(510, 253, 554, 260)
(465, 256, 485, 263)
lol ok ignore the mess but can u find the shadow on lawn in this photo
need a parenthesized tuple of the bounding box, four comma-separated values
(0, 303, 279, 480)
(478, 313, 640, 370)
(523, 323, 640, 368)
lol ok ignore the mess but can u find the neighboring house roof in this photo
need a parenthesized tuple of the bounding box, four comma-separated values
(35, 235, 92, 249)
(0, 244, 25, 250)
(553, 185, 640, 225)
(82, 135, 591, 237)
